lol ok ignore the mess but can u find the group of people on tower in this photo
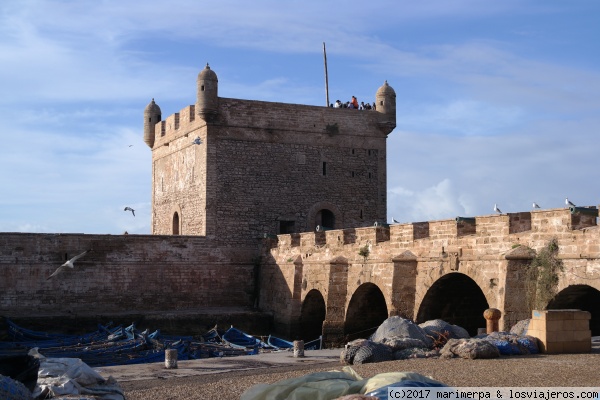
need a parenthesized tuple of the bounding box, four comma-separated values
(331, 96, 376, 110)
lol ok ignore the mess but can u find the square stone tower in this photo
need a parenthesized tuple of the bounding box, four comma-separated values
(144, 64, 397, 246)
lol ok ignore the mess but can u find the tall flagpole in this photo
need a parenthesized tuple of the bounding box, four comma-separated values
(323, 42, 329, 107)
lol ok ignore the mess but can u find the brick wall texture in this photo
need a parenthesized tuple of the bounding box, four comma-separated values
(0, 233, 256, 318)
(150, 97, 395, 245)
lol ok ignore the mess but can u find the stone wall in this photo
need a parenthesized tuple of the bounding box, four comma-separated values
(261, 207, 600, 344)
(0, 233, 261, 333)
(150, 96, 394, 245)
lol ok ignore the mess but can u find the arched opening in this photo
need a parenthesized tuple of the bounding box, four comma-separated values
(172, 212, 180, 235)
(300, 289, 326, 341)
(345, 283, 388, 340)
(416, 273, 488, 336)
(315, 209, 335, 229)
(547, 285, 600, 335)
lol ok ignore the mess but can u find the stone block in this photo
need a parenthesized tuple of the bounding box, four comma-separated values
(573, 330, 592, 342)
(563, 340, 591, 353)
(543, 341, 564, 354)
(545, 320, 563, 331)
(570, 319, 591, 331)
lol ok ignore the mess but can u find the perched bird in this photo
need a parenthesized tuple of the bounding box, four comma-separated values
(494, 204, 502, 214)
(533, 202, 541, 209)
(47, 249, 93, 280)
(392, 218, 400, 223)
(193, 137, 202, 145)
(566, 197, 576, 207)
(124, 207, 135, 216)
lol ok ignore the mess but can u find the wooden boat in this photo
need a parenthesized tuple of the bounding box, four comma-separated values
(266, 335, 293, 350)
(4, 317, 116, 344)
(222, 326, 262, 350)
(304, 336, 323, 350)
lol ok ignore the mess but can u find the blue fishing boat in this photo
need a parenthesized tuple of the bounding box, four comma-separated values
(222, 326, 263, 351)
(304, 336, 323, 350)
(266, 335, 293, 350)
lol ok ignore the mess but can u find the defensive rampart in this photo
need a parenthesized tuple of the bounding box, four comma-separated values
(0, 233, 268, 334)
(259, 207, 600, 345)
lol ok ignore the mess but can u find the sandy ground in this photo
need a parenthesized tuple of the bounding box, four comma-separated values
(116, 348, 600, 400)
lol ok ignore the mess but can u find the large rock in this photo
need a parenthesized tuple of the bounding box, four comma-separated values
(370, 316, 433, 348)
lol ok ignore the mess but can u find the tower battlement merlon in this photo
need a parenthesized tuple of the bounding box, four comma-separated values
(152, 105, 202, 147)
(271, 206, 599, 253)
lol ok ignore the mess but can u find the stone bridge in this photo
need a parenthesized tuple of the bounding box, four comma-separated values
(259, 207, 600, 345)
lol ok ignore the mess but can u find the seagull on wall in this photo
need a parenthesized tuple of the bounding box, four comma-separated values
(47, 249, 93, 280)
(124, 207, 135, 216)
(494, 204, 502, 214)
(566, 197, 576, 207)
(392, 218, 400, 223)
(193, 137, 202, 145)
(533, 202, 541, 209)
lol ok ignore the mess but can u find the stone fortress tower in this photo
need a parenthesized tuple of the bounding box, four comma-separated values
(144, 64, 397, 245)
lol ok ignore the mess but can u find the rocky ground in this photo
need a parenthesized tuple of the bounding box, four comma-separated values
(121, 350, 600, 399)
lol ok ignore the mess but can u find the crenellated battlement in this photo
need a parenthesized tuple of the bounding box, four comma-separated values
(270, 206, 599, 259)
(154, 104, 197, 144)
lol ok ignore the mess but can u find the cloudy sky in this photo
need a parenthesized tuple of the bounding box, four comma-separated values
(1, 1, 599, 234)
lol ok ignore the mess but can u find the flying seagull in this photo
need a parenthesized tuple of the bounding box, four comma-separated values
(47, 249, 93, 280)
(533, 202, 541, 209)
(124, 207, 135, 216)
(193, 137, 202, 145)
(494, 204, 502, 214)
(566, 197, 576, 207)
(392, 218, 400, 224)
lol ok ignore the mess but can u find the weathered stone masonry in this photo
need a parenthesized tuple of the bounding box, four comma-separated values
(146, 64, 397, 244)
(2, 64, 599, 344)
(0, 233, 265, 333)
(259, 207, 600, 345)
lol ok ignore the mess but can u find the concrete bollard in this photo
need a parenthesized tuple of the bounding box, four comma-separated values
(483, 308, 502, 334)
(165, 348, 178, 369)
(293, 340, 305, 358)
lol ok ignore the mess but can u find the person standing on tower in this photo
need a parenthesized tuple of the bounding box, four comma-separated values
(351, 96, 358, 110)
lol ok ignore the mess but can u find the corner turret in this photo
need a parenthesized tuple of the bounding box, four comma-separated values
(196, 63, 219, 121)
(143, 98, 161, 148)
(375, 80, 396, 122)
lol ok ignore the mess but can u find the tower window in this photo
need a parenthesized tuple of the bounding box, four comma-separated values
(368, 172, 372, 179)
(322, 161, 327, 176)
(352, 149, 355, 154)
(201, 85, 205, 91)
(351, 171, 355, 178)
(173, 212, 180, 235)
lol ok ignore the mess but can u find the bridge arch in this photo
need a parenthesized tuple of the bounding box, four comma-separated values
(547, 284, 600, 335)
(416, 272, 489, 336)
(300, 289, 326, 341)
(345, 282, 388, 340)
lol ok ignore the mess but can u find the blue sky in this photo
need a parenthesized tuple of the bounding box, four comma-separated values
(1, 1, 599, 234)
